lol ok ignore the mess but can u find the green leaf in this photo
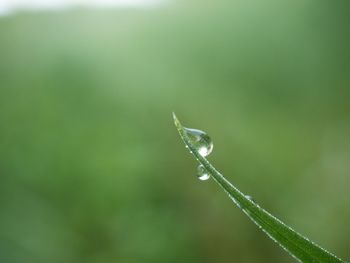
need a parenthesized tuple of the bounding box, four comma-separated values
(173, 113, 345, 263)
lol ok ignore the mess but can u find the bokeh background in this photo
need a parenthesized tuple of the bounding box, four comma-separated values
(1, 0, 349, 262)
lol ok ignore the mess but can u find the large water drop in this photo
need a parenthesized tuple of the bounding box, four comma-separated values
(184, 128, 213, 157)
(197, 165, 210, 181)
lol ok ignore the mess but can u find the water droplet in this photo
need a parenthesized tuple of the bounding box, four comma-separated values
(245, 195, 259, 207)
(245, 195, 255, 202)
(197, 165, 210, 181)
(184, 128, 213, 157)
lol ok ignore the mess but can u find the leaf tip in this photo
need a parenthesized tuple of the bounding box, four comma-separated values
(172, 112, 181, 128)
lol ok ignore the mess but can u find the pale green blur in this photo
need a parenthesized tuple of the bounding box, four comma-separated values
(0, 1, 349, 262)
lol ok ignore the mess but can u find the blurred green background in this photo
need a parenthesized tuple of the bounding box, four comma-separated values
(1, 0, 349, 262)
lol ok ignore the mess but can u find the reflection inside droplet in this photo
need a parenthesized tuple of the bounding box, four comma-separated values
(184, 128, 213, 157)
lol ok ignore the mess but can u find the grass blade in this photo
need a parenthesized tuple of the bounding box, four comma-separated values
(173, 113, 345, 263)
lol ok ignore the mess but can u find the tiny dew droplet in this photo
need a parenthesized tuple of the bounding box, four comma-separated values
(245, 195, 259, 207)
(184, 128, 213, 157)
(245, 195, 254, 201)
(197, 165, 210, 181)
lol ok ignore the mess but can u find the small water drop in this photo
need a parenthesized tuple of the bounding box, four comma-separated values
(245, 195, 259, 207)
(184, 128, 213, 157)
(245, 195, 255, 202)
(197, 165, 210, 181)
